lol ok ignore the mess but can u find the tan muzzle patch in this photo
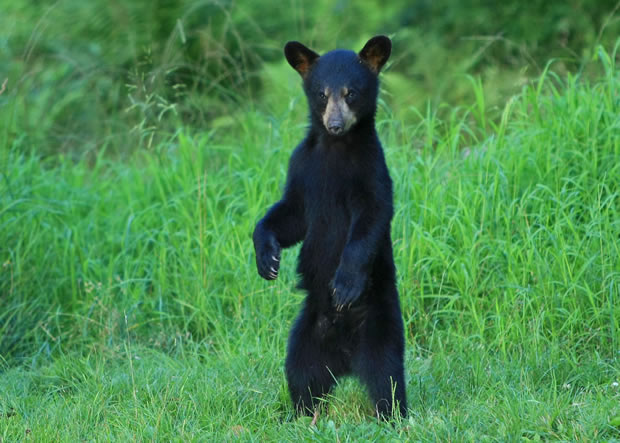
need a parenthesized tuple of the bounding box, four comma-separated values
(322, 88, 357, 136)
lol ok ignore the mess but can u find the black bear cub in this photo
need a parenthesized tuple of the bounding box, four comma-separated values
(253, 36, 407, 418)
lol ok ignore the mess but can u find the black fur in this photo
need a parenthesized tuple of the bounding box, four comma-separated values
(253, 36, 406, 418)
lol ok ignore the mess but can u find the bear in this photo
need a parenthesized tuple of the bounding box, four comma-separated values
(252, 36, 407, 419)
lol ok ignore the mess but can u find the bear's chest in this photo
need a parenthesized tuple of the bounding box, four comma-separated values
(301, 149, 361, 222)
(302, 162, 355, 232)
(296, 156, 358, 274)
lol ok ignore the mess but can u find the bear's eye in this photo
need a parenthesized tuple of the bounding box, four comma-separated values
(318, 92, 328, 102)
(345, 90, 356, 99)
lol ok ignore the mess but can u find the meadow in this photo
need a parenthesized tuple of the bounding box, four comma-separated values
(1, 1, 619, 440)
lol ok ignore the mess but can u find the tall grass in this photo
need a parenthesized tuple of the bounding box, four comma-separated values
(0, 40, 618, 439)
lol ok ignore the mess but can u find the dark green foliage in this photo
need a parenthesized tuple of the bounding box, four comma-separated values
(1, 1, 618, 157)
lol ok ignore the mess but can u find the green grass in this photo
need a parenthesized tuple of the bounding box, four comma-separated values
(1, 37, 620, 441)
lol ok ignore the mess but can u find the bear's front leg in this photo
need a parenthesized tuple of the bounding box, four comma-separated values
(253, 170, 307, 282)
(252, 228, 281, 281)
(330, 199, 391, 310)
(330, 267, 367, 310)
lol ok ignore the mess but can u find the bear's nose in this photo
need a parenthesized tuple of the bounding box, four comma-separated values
(328, 124, 344, 135)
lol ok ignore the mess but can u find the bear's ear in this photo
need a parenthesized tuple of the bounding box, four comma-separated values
(284, 41, 320, 78)
(359, 35, 391, 74)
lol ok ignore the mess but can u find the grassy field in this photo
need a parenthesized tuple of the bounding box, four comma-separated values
(1, 17, 620, 441)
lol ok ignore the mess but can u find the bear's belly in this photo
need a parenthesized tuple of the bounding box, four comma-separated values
(313, 307, 367, 353)
(296, 214, 349, 295)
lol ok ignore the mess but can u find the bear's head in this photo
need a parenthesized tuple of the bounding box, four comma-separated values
(284, 36, 391, 137)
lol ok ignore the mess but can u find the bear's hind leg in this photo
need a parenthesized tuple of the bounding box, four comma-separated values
(357, 344, 407, 418)
(285, 309, 347, 415)
(355, 305, 407, 419)
(285, 360, 336, 416)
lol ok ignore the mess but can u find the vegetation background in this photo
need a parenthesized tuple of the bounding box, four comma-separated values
(1, 0, 619, 440)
